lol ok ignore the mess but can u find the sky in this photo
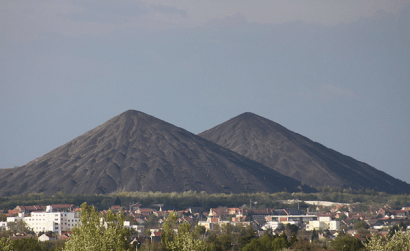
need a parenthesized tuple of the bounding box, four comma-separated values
(1, 1, 410, 184)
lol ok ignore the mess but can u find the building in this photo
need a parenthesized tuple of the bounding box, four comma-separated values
(306, 216, 340, 231)
(0, 221, 7, 230)
(198, 217, 250, 231)
(262, 221, 283, 231)
(21, 205, 80, 234)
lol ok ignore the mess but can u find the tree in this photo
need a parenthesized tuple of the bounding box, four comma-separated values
(365, 229, 410, 251)
(0, 237, 12, 251)
(241, 232, 288, 251)
(353, 220, 369, 230)
(161, 211, 210, 251)
(11, 238, 42, 251)
(114, 197, 121, 206)
(7, 219, 32, 235)
(311, 229, 319, 242)
(331, 234, 365, 251)
(63, 202, 130, 251)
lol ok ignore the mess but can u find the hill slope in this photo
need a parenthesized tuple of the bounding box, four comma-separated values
(0, 110, 305, 196)
(199, 112, 410, 193)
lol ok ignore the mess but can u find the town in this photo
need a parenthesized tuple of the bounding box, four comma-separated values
(1, 198, 410, 250)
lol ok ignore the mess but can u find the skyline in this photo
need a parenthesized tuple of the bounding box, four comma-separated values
(1, 1, 409, 184)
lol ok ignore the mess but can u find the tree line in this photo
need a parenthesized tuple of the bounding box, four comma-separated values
(1, 189, 410, 212)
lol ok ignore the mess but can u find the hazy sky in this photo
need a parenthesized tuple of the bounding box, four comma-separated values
(1, 1, 410, 184)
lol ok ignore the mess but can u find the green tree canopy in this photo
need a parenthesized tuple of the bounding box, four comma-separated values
(353, 220, 369, 230)
(161, 211, 210, 251)
(63, 202, 130, 251)
(366, 230, 410, 251)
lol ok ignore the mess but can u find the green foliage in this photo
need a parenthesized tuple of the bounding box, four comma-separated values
(11, 238, 42, 251)
(241, 231, 288, 251)
(63, 202, 130, 251)
(365, 230, 410, 251)
(387, 223, 408, 239)
(39, 239, 66, 251)
(330, 234, 365, 251)
(124, 214, 137, 225)
(354, 220, 369, 230)
(114, 197, 121, 206)
(338, 213, 348, 221)
(161, 211, 210, 251)
(0, 213, 7, 221)
(311, 229, 319, 242)
(7, 219, 32, 235)
(143, 214, 160, 228)
(0, 237, 12, 251)
(204, 223, 256, 251)
(2, 190, 410, 212)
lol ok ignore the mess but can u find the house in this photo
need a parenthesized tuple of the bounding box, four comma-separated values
(0, 221, 7, 230)
(209, 207, 230, 217)
(377, 208, 390, 216)
(137, 208, 154, 216)
(111, 205, 122, 212)
(130, 203, 141, 212)
(262, 221, 283, 231)
(401, 203, 410, 211)
(392, 210, 407, 218)
(198, 216, 250, 231)
(10, 234, 34, 241)
(58, 234, 70, 241)
(14, 205, 46, 214)
(13, 204, 75, 214)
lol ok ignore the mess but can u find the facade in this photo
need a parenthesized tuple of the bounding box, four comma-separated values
(262, 221, 282, 231)
(306, 217, 340, 231)
(22, 206, 80, 234)
(0, 221, 7, 230)
(198, 217, 250, 231)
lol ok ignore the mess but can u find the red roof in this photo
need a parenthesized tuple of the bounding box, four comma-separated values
(153, 231, 163, 237)
(139, 208, 154, 212)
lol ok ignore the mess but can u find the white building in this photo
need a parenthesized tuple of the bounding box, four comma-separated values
(198, 217, 250, 231)
(123, 221, 145, 234)
(0, 221, 7, 230)
(306, 217, 340, 231)
(22, 205, 80, 234)
(262, 221, 283, 231)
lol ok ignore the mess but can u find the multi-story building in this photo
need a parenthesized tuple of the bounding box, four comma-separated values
(305, 216, 340, 231)
(22, 205, 80, 234)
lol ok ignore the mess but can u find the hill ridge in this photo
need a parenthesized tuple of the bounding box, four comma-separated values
(0, 110, 306, 196)
(199, 112, 410, 193)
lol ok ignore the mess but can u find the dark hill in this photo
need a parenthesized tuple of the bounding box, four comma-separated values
(199, 112, 410, 193)
(0, 110, 306, 196)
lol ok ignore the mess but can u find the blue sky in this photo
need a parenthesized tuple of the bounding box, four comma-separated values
(1, 1, 410, 184)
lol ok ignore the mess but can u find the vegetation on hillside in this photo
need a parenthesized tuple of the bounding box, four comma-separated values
(1, 188, 410, 212)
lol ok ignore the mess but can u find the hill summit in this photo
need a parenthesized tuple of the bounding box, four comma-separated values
(0, 110, 305, 195)
(199, 112, 410, 193)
